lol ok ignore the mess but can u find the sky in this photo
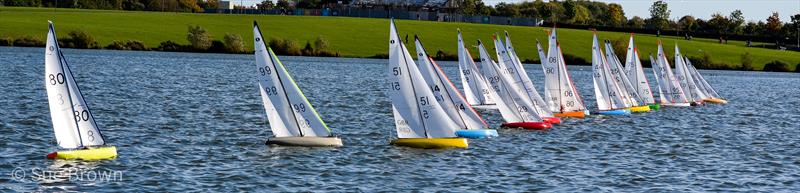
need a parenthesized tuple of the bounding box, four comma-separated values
(234, 0, 798, 22)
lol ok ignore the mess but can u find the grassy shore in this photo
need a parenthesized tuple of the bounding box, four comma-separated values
(1, 7, 798, 70)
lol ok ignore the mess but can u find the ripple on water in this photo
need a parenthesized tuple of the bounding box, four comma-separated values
(1, 47, 799, 191)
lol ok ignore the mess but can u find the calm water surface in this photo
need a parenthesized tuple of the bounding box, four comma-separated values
(1, 47, 799, 192)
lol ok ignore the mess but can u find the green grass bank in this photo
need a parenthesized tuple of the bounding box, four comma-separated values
(1, 7, 798, 71)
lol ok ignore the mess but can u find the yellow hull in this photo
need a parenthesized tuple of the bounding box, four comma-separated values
(390, 138, 468, 149)
(627, 106, 651, 113)
(48, 146, 117, 160)
(554, 111, 586, 118)
(703, 98, 728, 104)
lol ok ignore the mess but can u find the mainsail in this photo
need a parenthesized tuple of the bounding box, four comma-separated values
(623, 35, 656, 104)
(254, 22, 331, 137)
(414, 36, 488, 130)
(540, 28, 586, 113)
(477, 40, 542, 122)
(494, 34, 553, 117)
(45, 21, 106, 149)
(387, 19, 459, 138)
(673, 45, 707, 102)
(651, 42, 689, 104)
(457, 30, 495, 107)
(591, 33, 628, 111)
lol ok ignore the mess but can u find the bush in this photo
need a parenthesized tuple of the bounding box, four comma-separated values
(105, 40, 149, 51)
(762, 61, 790, 72)
(105, 40, 127, 50)
(313, 36, 329, 52)
(268, 38, 301, 56)
(562, 54, 588, 65)
(0, 37, 13, 46)
(13, 36, 45, 47)
(369, 53, 389, 59)
(125, 40, 148, 50)
(187, 25, 211, 51)
(797, 63, 800, 73)
(223, 33, 245, 53)
(208, 40, 226, 53)
(609, 36, 627, 58)
(687, 52, 734, 70)
(302, 41, 314, 56)
(434, 49, 457, 61)
(157, 40, 189, 52)
(740, 52, 753, 71)
(58, 30, 99, 49)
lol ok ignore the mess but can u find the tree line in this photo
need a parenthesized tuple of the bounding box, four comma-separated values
(2, 0, 798, 45)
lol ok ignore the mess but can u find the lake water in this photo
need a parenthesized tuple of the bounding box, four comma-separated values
(1, 46, 799, 192)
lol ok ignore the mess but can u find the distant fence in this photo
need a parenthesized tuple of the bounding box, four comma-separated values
(204, 8, 542, 27)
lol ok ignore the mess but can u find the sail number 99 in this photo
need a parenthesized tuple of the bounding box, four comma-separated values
(259, 66, 272, 76)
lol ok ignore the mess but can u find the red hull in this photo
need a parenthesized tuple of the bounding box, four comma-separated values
(501, 122, 553, 130)
(542, 117, 562, 125)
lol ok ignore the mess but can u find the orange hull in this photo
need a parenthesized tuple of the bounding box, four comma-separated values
(554, 111, 585, 118)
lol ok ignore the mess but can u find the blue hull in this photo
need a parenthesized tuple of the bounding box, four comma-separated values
(598, 109, 631, 116)
(455, 129, 499, 139)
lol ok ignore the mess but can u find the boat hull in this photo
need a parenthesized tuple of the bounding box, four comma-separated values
(703, 98, 727, 104)
(598, 109, 632, 116)
(627, 106, 651, 113)
(455, 129, 498, 139)
(542, 117, 562, 124)
(390, 138, 468, 149)
(648, 104, 661, 110)
(554, 111, 586, 118)
(265, 136, 343, 147)
(662, 103, 692, 107)
(47, 146, 117, 160)
(501, 122, 553, 130)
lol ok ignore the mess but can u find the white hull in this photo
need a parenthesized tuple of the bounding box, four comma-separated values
(661, 103, 692, 107)
(265, 136, 343, 147)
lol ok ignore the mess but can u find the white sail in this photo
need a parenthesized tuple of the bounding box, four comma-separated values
(591, 34, 627, 111)
(457, 31, 495, 106)
(254, 23, 331, 137)
(649, 54, 669, 104)
(477, 40, 542, 122)
(673, 45, 707, 102)
(415, 37, 488, 130)
(623, 36, 656, 104)
(603, 40, 639, 107)
(495, 34, 553, 117)
(45, 21, 106, 149)
(387, 20, 459, 138)
(654, 42, 689, 104)
(686, 58, 722, 99)
(541, 28, 586, 113)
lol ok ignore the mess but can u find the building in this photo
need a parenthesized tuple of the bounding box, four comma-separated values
(218, 1, 234, 10)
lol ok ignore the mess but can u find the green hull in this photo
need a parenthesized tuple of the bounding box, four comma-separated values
(648, 104, 661, 110)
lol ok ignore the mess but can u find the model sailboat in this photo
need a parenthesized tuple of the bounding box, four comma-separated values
(414, 36, 498, 139)
(253, 21, 342, 147)
(591, 33, 632, 115)
(685, 59, 727, 104)
(602, 40, 651, 113)
(539, 28, 588, 118)
(457, 30, 497, 110)
(623, 34, 659, 110)
(497, 32, 561, 124)
(387, 19, 467, 148)
(477, 40, 552, 130)
(650, 41, 691, 107)
(673, 45, 707, 106)
(44, 21, 117, 160)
